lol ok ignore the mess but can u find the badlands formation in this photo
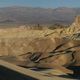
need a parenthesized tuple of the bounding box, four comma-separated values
(0, 16, 80, 56)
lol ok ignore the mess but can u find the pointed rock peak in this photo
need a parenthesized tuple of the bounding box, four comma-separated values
(69, 16, 80, 34)
(75, 16, 80, 25)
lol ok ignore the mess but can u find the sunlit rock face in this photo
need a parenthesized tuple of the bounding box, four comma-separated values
(62, 16, 80, 40)
(69, 16, 80, 33)
(46, 16, 80, 38)
(75, 16, 80, 25)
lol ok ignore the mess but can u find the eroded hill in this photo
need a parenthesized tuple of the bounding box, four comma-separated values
(0, 16, 80, 56)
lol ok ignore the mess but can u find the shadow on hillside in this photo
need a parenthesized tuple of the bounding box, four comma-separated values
(58, 66, 80, 80)
(21, 66, 80, 80)
(0, 64, 80, 80)
(0, 66, 37, 80)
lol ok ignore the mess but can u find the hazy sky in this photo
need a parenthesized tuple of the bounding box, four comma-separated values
(0, 0, 80, 8)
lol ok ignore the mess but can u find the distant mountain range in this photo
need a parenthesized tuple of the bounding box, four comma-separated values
(0, 6, 80, 25)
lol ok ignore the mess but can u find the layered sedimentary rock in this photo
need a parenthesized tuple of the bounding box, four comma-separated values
(0, 16, 80, 56)
(67, 16, 80, 34)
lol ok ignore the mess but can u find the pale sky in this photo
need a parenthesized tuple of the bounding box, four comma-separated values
(0, 0, 80, 8)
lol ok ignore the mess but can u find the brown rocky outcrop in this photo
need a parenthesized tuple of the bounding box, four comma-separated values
(67, 16, 80, 34)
